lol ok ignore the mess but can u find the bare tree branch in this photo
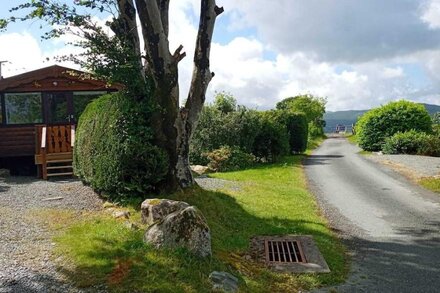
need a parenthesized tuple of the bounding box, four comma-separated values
(135, 0, 171, 82)
(114, 0, 145, 81)
(185, 0, 223, 118)
(157, 0, 170, 37)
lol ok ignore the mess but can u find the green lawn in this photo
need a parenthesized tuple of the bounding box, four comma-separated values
(47, 155, 347, 292)
(419, 177, 440, 194)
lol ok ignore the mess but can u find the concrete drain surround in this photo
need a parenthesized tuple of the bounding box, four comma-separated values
(250, 235, 330, 273)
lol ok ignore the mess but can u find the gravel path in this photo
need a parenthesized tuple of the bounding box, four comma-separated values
(195, 176, 242, 192)
(0, 176, 103, 293)
(367, 154, 440, 178)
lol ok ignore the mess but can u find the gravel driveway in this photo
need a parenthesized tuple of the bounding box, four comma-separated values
(0, 174, 238, 292)
(366, 154, 440, 178)
(0, 176, 103, 293)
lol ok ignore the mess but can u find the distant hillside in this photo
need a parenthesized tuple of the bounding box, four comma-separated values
(324, 103, 440, 133)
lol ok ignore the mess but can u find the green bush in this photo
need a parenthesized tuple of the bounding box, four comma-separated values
(382, 130, 440, 157)
(275, 110, 308, 153)
(357, 100, 432, 151)
(74, 93, 168, 198)
(417, 135, 440, 157)
(276, 94, 326, 138)
(204, 146, 255, 172)
(252, 111, 290, 162)
(190, 106, 260, 165)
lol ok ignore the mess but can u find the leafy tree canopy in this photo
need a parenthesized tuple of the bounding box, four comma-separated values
(213, 92, 237, 114)
(276, 94, 326, 123)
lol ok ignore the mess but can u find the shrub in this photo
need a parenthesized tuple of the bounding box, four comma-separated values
(204, 146, 255, 172)
(275, 110, 308, 153)
(276, 94, 326, 138)
(190, 106, 260, 165)
(382, 130, 440, 157)
(357, 100, 432, 151)
(252, 111, 290, 162)
(417, 135, 440, 157)
(382, 130, 425, 155)
(74, 93, 168, 198)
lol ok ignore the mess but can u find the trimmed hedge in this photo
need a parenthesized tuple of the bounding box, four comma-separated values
(382, 130, 440, 157)
(190, 106, 260, 165)
(356, 100, 432, 151)
(276, 110, 308, 153)
(252, 111, 290, 162)
(74, 93, 168, 198)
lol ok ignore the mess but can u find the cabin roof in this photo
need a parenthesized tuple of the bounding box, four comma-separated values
(0, 65, 121, 92)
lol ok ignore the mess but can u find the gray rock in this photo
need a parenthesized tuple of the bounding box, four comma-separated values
(112, 210, 130, 219)
(191, 165, 209, 175)
(141, 198, 189, 225)
(144, 206, 211, 257)
(209, 271, 239, 292)
(124, 221, 139, 230)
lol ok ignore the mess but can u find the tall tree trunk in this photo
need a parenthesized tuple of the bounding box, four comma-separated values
(133, 0, 223, 191)
(175, 2, 224, 188)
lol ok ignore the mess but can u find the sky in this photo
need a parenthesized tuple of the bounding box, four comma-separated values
(1, 0, 440, 111)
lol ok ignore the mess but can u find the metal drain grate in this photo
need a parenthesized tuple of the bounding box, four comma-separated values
(264, 239, 306, 263)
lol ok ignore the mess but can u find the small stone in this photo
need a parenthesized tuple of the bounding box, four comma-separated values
(124, 221, 139, 230)
(209, 271, 239, 292)
(103, 201, 116, 209)
(112, 210, 130, 219)
(191, 165, 209, 175)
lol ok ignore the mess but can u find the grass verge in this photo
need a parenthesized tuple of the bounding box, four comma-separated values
(345, 133, 357, 145)
(418, 177, 440, 193)
(44, 153, 347, 292)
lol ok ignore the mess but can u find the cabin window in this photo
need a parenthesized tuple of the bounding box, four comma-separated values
(73, 91, 106, 119)
(4, 93, 42, 124)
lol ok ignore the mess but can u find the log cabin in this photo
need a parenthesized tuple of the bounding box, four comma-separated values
(0, 65, 120, 178)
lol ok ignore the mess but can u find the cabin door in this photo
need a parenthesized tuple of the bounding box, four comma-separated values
(44, 92, 74, 125)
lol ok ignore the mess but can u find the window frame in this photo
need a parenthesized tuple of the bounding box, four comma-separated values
(2, 92, 44, 126)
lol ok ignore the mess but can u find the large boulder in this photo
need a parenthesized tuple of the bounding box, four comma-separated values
(141, 198, 189, 225)
(144, 206, 211, 257)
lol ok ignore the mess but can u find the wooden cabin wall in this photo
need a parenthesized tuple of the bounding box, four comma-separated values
(0, 126, 35, 157)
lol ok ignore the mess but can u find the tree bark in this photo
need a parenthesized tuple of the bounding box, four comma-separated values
(133, 0, 222, 191)
(113, 0, 145, 82)
(175, 1, 224, 188)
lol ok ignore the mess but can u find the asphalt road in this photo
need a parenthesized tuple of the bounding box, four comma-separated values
(305, 135, 440, 293)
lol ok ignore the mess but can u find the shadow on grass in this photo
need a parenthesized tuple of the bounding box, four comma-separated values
(46, 184, 348, 293)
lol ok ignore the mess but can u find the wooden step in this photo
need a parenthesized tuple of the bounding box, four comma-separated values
(47, 159, 73, 164)
(47, 165, 73, 170)
(47, 172, 74, 177)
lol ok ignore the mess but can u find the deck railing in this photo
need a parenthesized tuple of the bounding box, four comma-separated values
(35, 124, 75, 179)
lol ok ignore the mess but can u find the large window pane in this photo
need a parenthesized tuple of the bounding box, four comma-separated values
(73, 91, 106, 120)
(5, 93, 42, 124)
(47, 93, 69, 124)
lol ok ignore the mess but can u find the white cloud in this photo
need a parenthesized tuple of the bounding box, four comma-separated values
(0, 32, 46, 77)
(421, 0, 440, 29)
(2, 2, 439, 113)
(381, 67, 404, 79)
